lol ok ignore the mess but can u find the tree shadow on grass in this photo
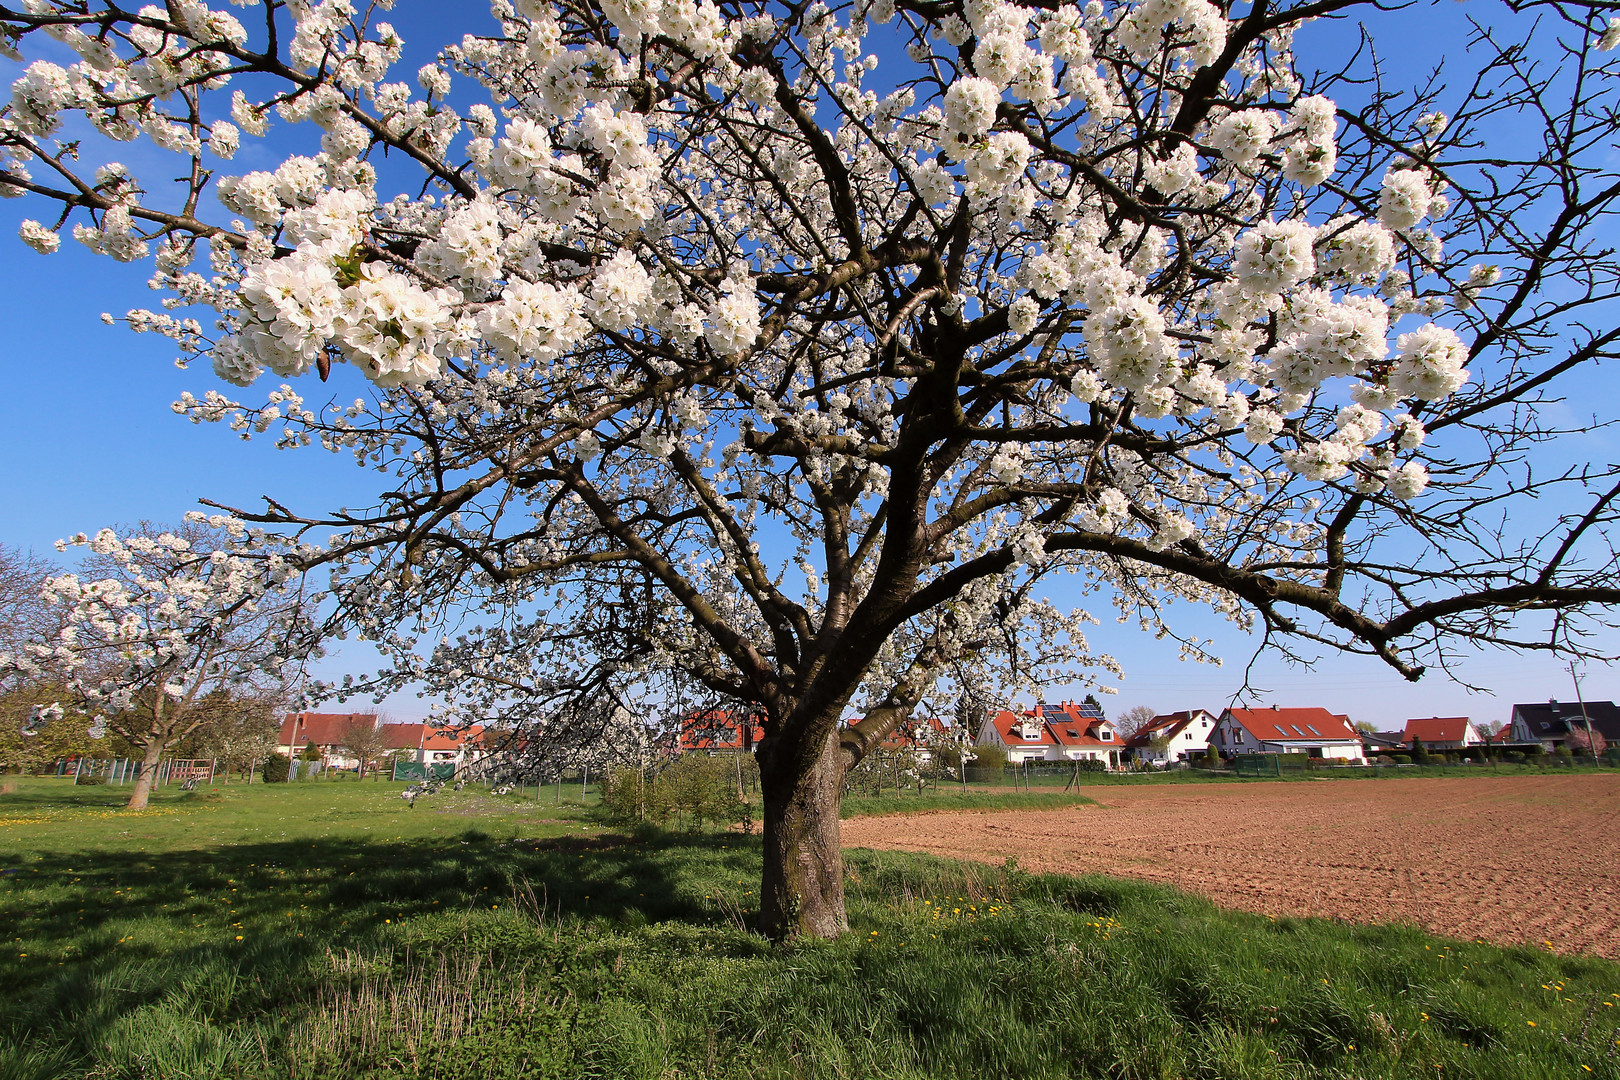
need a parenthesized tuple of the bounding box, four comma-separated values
(0, 827, 762, 1075)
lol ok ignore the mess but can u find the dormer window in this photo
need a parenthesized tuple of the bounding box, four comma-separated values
(1101, 730, 1112, 741)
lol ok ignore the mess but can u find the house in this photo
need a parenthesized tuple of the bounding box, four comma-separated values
(1213, 706, 1366, 762)
(1401, 716, 1483, 750)
(278, 712, 487, 772)
(1361, 729, 1406, 756)
(978, 700, 1123, 768)
(277, 711, 378, 767)
(379, 722, 489, 768)
(845, 715, 951, 760)
(1126, 709, 1217, 765)
(677, 709, 766, 753)
(1508, 700, 1620, 752)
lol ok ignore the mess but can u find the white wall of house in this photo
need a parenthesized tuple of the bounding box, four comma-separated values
(1138, 716, 1215, 763)
(1254, 740, 1365, 762)
(1212, 717, 1256, 754)
(1047, 746, 1122, 766)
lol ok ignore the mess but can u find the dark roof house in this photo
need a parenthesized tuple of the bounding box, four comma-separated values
(1510, 700, 1620, 747)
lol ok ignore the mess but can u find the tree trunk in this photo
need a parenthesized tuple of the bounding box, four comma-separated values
(125, 741, 166, 811)
(758, 726, 849, 939)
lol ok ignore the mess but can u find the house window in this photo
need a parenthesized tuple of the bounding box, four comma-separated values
(1101, 731, 1112, 741)
(1306, 725, 1321, 736)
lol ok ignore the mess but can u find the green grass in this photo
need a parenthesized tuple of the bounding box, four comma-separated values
(2, 777, 1618, 1079)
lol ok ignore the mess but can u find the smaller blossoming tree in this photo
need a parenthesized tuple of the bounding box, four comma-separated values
(8, 522, 321, 810)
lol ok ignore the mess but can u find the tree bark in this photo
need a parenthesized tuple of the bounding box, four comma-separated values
(125, 740, 166, 811)
(758, 725, 849, 939)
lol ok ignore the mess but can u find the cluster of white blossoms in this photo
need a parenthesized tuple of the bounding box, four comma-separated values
(0, 522, 316, 733)
(0, 0, 1500, 606)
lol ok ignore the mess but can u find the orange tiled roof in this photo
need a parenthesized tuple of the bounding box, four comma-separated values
(278, 712, 377, 746)
(1225, 707, 1359, 742)
(1403, 717, 1474, 744)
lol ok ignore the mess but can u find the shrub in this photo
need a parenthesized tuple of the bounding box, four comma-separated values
(74, 772, 107, 786)
(1391, 754, 1412, 765)
(970, 743, 1009, 772)
(601, 755, 750, 832)
(1504, 751, 1526, 764)
(262, 755, 291, 783)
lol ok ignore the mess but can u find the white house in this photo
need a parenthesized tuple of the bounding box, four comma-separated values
(1401, 716, 1483, 750)
(1126, 709, 1217, 765)
(1214, 706, 1366, 762)
(978, 701, 1124, 768)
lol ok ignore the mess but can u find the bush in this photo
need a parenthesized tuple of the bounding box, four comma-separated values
(262, 755, 291, 783)
(1504, 751, 1525, 764)
(601, 755, 750, 832)
(74, 772, 107, 786)
(970, 743, 1009, 772)
(1390, 754, 1411, 765)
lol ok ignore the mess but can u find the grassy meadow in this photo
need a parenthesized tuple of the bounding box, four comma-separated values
(1, 776, 1618, 1079)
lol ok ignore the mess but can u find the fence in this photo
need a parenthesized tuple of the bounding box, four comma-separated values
(393, 761, 458, 782)
(1234, 753, 1311, 777)
(55, 757, 218, 785)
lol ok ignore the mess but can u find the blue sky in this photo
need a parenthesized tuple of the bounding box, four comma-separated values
(0, 1, 1613, 726)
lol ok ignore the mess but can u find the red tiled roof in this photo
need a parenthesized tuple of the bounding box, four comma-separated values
(1225, 707, 1359, 742)
(1125, 709, 1212, 748)
(278, 712, 377, 747)
(1403, 717, 1474, 744)
(845, 715, 949, 751)
(423, 725, 483, 751)
(378, 722, 424, 750)
(678, 710, 765, 751)
(987, 710, 1057, 746)
(987, 706, 1119, 749)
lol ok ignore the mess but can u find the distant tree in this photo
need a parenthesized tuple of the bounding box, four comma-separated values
(3, 523, 319, 809)
(199, 691, 284, 782)
(0, 546, 59, 668)
(1115, 705, 1159, 739)
(1354, 720, 1378, 735)
(1566, 726, 1607, 756)
(337, 715, 388, 779)
(0, 546, 76, 774)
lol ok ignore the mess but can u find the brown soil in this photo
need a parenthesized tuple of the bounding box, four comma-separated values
(840, 774, 1620, 957)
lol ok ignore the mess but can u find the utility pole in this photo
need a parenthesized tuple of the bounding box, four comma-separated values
(1569, 662, 1600, 763)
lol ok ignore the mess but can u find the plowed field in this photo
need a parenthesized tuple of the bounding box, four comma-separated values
(841, 774, 1620, 957)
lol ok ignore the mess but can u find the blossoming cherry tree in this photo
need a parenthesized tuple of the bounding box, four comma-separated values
(3, 0, 1619, 934)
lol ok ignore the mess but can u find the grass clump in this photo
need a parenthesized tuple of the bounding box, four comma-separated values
(0, 778, 1617, 1079)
